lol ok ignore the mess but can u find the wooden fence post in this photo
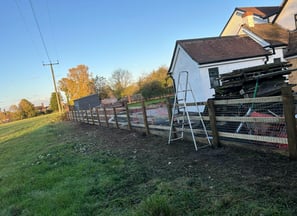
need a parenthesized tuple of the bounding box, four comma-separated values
(207, 99, 220, 148)
(78, 110, 81, 122)
(166, 96, 177, 138)
(281, 86, 297, 160)
(96, 108, 101, 126)
(142, 100, 150, 135)
(113, 107, 119, 129)
(103, 107, 109, 128)
(125, 102, 132, 130)
(166, 97, 173, 123)
(85, 110, 89, 124)
(90, 109, 95, 125)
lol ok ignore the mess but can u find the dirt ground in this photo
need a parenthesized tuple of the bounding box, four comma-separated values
(71, 122, 297, 208)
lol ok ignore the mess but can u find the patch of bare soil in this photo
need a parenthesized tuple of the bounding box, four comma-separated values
(71, 122, 297, 207)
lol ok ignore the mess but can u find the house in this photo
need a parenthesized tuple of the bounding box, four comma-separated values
(222, 0, 297, 78)
(220, 6, 280, 36)
(273, 0, 297, 31)
(286, 31, 297, 91)
(168, 36, 270, 102)
(169, 0, 297, 103)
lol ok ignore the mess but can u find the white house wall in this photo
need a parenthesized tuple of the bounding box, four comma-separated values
(275, 0, 297, 30)
(265, 46, 287, 63)
(171, 45, 267, 104)
(170, 45, 203, 104)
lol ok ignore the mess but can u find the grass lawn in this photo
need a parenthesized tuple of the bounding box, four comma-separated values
(1, 113, 297, 215)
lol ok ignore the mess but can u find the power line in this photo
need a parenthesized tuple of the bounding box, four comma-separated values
(14, 0, 43, 61)
(28, 0, 51, 62)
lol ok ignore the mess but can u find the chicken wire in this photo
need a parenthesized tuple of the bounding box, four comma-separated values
(213, 97, 287, 148)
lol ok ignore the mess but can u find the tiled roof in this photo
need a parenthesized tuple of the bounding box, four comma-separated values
(243, 23, 289, 46)
(285, 31, 297, 57)
(176, 36, 270, 65)
(237, 6, 280, 18)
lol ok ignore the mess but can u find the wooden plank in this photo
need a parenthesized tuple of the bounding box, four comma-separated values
(113, 107, 119, 129)
(103, 107, 109, 128)
(282, 86, 297, 160)
(216, 116, 285, 123)
(96, 108, 101, 126)
(141, 101, 150, 135)
(214, 96, 282, 105)
(219, 131, 287, 144)
(125, 102, 132, 130)
(207, 99, 219, 147)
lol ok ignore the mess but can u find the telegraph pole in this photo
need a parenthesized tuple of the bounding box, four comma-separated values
(43, 61, 62, 113)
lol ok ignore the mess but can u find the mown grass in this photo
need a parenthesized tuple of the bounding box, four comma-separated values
(0, 113, 296, 215)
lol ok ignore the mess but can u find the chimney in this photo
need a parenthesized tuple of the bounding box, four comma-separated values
(242, 11, 255, 28)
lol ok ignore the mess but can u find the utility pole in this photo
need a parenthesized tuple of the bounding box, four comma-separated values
(43, 61, 62, 113)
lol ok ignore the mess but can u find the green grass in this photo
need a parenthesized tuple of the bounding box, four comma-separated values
(0, 113, 296, 215)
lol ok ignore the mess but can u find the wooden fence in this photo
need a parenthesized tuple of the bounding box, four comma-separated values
(67, 87, 297, 160)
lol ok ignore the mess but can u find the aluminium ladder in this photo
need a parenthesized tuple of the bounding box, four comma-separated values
(168, 71, 212, 151)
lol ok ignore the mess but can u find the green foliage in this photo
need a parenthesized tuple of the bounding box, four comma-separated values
(49, 92, 62, 111)
(140, 80, 167, 99)
(138, 66, 173, 99)
(18, 99, 36, 119)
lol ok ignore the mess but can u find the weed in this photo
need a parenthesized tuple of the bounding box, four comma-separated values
(135, 194, 176, 216)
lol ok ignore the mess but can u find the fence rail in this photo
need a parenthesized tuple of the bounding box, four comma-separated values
(67, 87, 297, 160)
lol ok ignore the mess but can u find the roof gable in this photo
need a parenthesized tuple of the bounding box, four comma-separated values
(220, 6, 279, 36)
(176, 36, 269, 65)
(237, 7, 280, 18)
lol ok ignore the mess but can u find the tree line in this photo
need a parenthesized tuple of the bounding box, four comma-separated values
(58, 64, 173, 106)
(0, 99, 49, 123)
(0, 64, 173, 123)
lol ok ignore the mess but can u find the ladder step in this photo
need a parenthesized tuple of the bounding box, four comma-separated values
(170, 137, 183, 141)
(177, 90, 191, 93)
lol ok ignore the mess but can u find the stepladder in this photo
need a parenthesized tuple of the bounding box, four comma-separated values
(168, 71, 212, 150)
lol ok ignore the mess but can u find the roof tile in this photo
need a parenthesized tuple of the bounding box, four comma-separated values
(177, 36, 269, 65)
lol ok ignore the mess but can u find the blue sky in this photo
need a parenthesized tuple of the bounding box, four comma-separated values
(0, 0, 281, 110)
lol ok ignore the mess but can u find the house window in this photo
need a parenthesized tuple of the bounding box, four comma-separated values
(274, 58, 281, 63)
(208, 67, 220, 88)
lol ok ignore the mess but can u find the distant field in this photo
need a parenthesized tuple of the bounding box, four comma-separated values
(1, 113, 297, 215)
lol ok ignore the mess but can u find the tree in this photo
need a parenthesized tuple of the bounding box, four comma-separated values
(140, 80, 166, 99)
(18, 99, 36, 119)
(138, 66, 173, 98)
(58, 64, 96, 105)
(94, 75, 111, 99)
(109, 69, 133, 99)
(50, 92, 63, 112)
(8, 105, 21, 121)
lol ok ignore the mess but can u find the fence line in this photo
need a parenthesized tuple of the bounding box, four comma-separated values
(67, 87, 297, 160)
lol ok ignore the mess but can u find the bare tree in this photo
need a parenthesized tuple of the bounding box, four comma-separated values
(109, 69, 133, 99)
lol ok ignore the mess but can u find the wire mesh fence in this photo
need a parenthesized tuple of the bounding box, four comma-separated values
(214, 96, 287, 148)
